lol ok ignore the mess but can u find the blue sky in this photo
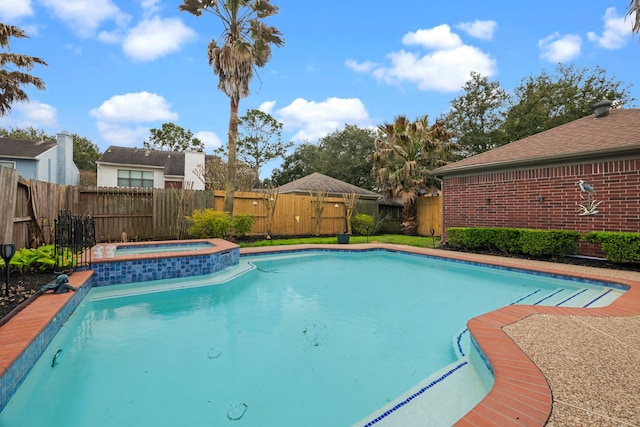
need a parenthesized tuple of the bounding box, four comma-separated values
(0, 0, 637, 178)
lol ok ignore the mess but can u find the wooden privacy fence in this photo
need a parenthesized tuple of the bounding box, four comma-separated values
(1, 168, 78, 249)
(78, 187, 215, 242)
(212, 190, 374, 237)
(0, 175, 442, 248)
(416, 196, 442, 236)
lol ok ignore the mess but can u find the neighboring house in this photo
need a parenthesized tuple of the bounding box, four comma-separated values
(97, 146, 205, 190)
(0, 132, 79, 185)
(433, 101, 640, 252)
(277, 172, 380, 200)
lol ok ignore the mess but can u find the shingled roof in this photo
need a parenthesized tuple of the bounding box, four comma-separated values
(0, 137, 56, 158)
(98, 146, 186, 176)
(433, 107, 640, 176)
(277, 172, 380, 200)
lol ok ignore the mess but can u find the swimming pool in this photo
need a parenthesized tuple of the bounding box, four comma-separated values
(0, 249, 626, 426)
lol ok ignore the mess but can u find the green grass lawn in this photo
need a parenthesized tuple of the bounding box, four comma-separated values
(238, 234, 441, 249)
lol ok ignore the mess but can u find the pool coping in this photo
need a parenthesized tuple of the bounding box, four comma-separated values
(1, 242, 639, 425)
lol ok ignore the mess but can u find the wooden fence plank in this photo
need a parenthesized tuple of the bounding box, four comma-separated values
(416, 196, 442, 236)
(0, 167, 18, 243)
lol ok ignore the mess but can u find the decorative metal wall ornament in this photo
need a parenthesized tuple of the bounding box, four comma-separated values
(576, 179, 603, 216)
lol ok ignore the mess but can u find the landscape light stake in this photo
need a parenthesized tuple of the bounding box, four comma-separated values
(1, 243, 16, 295)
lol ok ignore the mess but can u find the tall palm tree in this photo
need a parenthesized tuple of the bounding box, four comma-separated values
(369, 115, 457, 235)
(629, 0, 640, 35)
(180, 0, 284, 214)
(0, 24, 47, 116)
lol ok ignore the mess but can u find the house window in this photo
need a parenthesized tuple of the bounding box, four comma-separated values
(0, 161, 15, 169)
(117, 169, 154, 188)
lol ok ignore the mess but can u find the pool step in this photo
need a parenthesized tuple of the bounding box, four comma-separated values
(584, 288, 625, 307)
(512, 287, 622, 308)
(533, 288, 576, 306)
(456, 286, 623, 357)
(568, 288, 625, 307)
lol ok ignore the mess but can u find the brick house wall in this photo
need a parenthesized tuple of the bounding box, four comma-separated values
(442, 157, 640, 255)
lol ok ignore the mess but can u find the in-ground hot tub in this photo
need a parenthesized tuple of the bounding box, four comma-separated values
(89, 239, 240, 286)
(113, 241, 215, 256)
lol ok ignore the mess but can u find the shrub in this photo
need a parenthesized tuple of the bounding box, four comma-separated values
(486, 228, 523, 253)
(446, 227, 580, 257)
(446, 227, 489, 250)
(187, 209, 231, 238)
(518, 230, 580, 256)
(351, 214, 375, 235)
(2, 245, 73, 274)
(231, 214, 256, 238)
(585, 231, 640, 263)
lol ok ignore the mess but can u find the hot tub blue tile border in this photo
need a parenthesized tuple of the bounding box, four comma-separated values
(92, 248, 240, 286)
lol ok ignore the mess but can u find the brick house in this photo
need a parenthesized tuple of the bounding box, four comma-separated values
(432, 101, 640, 255)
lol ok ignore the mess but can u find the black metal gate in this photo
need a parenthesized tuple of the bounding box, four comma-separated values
(53, 210, 95, 271)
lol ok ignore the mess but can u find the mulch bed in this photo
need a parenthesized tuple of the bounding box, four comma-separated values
(0, 272, 56, 321)
(439, 246, 640, 272)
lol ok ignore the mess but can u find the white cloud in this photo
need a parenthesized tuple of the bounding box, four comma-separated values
(195, 131, 222, 151)
(90, 92, 178, 145)
(90, 91, 178, 123)
(40, 0, 130, 38)
(374, 45, 496, 92)
(345, 59, 378, 73)
(140, 0, 162, 18)
(259, 101, 276, 114)
(349, 24, 496, 93)
(96, 122, 149, 146)
(0, 0, 33, 21)
(19, 102, 58, 128)
(402, 24, 462, 49)
(538, 33, 582, 62)
(122, 16, 196, 61)
(0, 101, 57, 130)
(456, 20, 497, 40)
(274, 97, 371, 142)
(587, 7, 632, 49)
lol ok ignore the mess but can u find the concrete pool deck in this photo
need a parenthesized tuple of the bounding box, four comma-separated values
(1, 243, 639, 425)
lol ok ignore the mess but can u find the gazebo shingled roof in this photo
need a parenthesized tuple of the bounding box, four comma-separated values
(277, 172, 380, 200)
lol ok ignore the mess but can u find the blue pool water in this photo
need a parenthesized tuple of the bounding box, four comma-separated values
(114, 242, 213, 256)
(0, 250, 624, 426)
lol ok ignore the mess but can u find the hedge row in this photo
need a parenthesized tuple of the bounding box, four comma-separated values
(447, 227, 640, 263)
(585, 231, 640, 263)
(446, 227, 581, 257)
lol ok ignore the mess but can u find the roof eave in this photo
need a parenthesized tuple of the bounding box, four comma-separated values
(433, 145, 640, 177)
(97, 161, 166, 170)
(0, 155, 36, 160)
